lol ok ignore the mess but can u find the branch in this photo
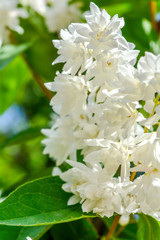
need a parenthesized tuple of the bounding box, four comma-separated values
(23, 55, 54, 101)
(105, 215, 120, 240)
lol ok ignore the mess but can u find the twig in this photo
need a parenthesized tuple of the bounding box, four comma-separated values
(23, 55, 54, 101)
(105, 215, 120, 240)
(114, 225, 126, 238)
(150, 1, 157, 32)
(130, 171, 136, 181)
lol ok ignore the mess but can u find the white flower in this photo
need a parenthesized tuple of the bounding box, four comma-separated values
(42, 117, 77, 165)
(88, 100, 142, 137)
(53, 29, 92, 75)
(83, 147, 122, 177)
(143, 99, 155, 114)
(102, 69, 144, 103)
(138, 52, 160, 81)
(61, 160, 138, 217)
(116, 180, 139, 215)
(0, 0, 28, 46)
(134, 171, 160, 220)
(19, 0, 47, 16)
(74, 2, 124, 56)
(137, 52, 160, 96)
(88, 50, 132, 90)
(130, 133, 160, 172)
(140, 105, 160, 131)
(45, 74, 89, 117)
(73, 121, 100, 148)
(52, 166, 62, 176)
(61, 160, 122, 217)
(45, 0, 81, 33)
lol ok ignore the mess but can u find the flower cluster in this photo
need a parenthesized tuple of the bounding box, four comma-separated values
(20, 0, 81, 33)
(42, 2, 160, 220)
(20, 0, 47, 16)
(0, 0, 28, 46)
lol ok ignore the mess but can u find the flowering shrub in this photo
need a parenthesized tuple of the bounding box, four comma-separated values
(42, 2, 160, 221)
(1, 1, 160, 240)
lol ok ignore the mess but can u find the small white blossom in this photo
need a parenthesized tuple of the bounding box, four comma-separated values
(52, 166, 62, 176)
(138, 52, 160, 85)
(131, 133, 160, 172)
(61, 161, 122, 217)
(119, 215, 130, 226)
(137, 52, 160, 100)
(42, 117, 77, 165)
(45, 0, 81, 33)
(0, 0, 28, 46)
(53, 29, 92, 75)
(20, 0, 47, 15)
(76, 2, 124, 56)
(134, 171, 160, 220)
(45, 74, 89, 117)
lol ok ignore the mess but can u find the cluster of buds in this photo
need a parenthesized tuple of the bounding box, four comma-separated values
(42, 2, 160, 220)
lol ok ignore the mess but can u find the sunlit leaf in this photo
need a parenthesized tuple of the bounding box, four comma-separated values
(0, 56, 31, 114)
(0, 176, 95, 226)
(0, 43, 32, 70)
(137, 214, 160, 240)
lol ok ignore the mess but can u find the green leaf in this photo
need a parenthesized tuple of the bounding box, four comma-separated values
(51, 219, 98, 240)
(0, 127, 42, 149)
(0, 225, 51, 240)
(104, 2, 132, 17)
(122, 19, 150, 55)
(0, 176, 95, 226)
(0, 43, 31, 70)
(119, 222, 137, 239)
(0, 56, 31, 114)
(137, 214, 160, 240)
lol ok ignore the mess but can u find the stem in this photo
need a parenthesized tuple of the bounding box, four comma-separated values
(23, 55, 54, 101)
(114, 225, 126, 238)
(130, 171, 136, 181)
(36, 225, 53, 239)
(152, 94, 160, 114)
(105, 215, 120, 240)
(150, 1, 157, 32)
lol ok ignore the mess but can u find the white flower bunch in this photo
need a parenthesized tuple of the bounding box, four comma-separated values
(20, 0, 47, 16)
(20, 0, 81, 33)
(45, 0, 81, 33)
(0, 0, 28, 46)
(42, 2, 160, 220)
